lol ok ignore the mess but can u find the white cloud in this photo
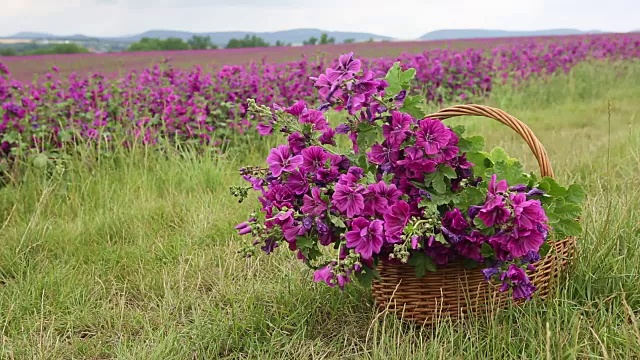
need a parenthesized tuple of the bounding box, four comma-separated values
(0, 0, 637, 38)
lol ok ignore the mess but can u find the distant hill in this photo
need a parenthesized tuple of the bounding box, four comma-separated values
(419, 28, 605, 41)
(9, 32, 100, 41)
(7, 28, 392, 46)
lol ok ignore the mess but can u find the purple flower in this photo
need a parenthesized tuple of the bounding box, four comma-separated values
(466, 230, 488, 244)
(242, 175, 264, 190)
(261, 237, 279, 254)
(313, 264, 335, 287)
(302, 187, 328, 216)
(455, 240, 483, 262)
(415, 118, 451, 155)
(522, 250, 541, 264)
(367, 143, 399, 166)
(312, 68, 341, 100)
(235, 222, 252, 235)
(286, 100, 307, 116)
(286, 169, 309, 195)
(331, 182, 365, 218)
(335, 123, 351, 134)
(315, 219, 334, 246)
(509, 184, 528, 192)
(256, 122, 273, 135)
(300, 109, 328, 131)
(526, 188, 545, 197)
(287, 132, 306, 155)
(510, 192, 549, 230)
(433, 132, 460, 163)
(425, 242, 453, 265)
(478, 196, 511, 227)
(335, 52, 362, 80)
(442, 208, 469, 234)
(301, 146, 329, 173)
(410, 236, 420, 249)
(488, 174, 508, 196)
(283, 220, 306, 243)
(467, 205, 483, 220)
(482, 265, 502, 281)
(345, 217, 385, 259)
(382, 111, 412, 149)
(505, 264, 536, 300)
(506, 226, 546, 258)
(319, 127, 336, 145)
(383, 200, 410, 244)
(362, 185, 388, 217)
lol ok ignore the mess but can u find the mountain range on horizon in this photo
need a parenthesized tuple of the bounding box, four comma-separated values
(2, 28, 637, 45)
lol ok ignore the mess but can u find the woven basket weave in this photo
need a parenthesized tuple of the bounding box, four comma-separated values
(371, 104, 577, 325)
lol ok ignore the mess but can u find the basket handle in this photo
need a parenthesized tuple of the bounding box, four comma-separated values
(424, 104, 554, 179)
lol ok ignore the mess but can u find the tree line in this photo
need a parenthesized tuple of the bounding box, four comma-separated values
(0, 43, 89, 56)
(125, 33, 360, 51)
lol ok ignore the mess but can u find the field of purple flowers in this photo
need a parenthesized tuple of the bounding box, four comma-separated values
(1, 34, 639, 164)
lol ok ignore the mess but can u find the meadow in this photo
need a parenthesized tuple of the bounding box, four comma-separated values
(1, 34, 640, 359)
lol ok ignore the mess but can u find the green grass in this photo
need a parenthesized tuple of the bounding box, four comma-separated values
(1, 61, 640, 359)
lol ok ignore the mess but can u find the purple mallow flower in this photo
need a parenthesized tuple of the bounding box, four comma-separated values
(383, 200, 410, 243)
(478, 196, 511, 227)
(345, 217, 384, 260)
(416, 118, 451, 155)
(332, 182, 365, 218)
(267, 145, 303, 177)
(504, 264, 536, 300)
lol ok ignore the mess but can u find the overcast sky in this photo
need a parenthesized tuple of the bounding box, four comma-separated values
(1, 0, 638, 39)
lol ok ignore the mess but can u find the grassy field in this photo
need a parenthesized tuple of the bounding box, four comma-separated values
(1, 61, 640, 359)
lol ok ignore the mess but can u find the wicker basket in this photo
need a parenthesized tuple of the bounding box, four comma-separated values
(371, 104, 577, 325)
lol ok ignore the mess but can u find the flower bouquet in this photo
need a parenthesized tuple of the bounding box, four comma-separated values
(231, 53, 584, 323)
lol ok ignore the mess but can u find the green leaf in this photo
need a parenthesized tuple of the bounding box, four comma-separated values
(441, 165, 457, 179)
(400, 68, 417, 84)
(355, 122, 379, 153)
(408, 252, 437, 278)
(566, 184, 586, 204)
(354, 265, 378, 286)
(432, 171, 446, 194)
(384, 62, 416, 95)
(537, 177, 568, 198)
(473, 216, 486, 228)
(538, 242, 552, 257)
(382, 172, 394, 184)
(296, 235, 314, 250)
(489, 147, 511, 163)
(428, 192, 459, 207)
(462, 258, 481, 269)
(553, 219, 583, 238)
(364, 172, 377, 185)
(490, 160, 528, 185)
(481, 243, 495, 258)
(466, 151, 492, 179)
(328, 214, 346, 228)
(434, 233, 447, 245)
(451, 125, 466, 137)
(400, 95, 428, 119)
(301, 245, 322, 262)
(554, 203, 582, 220)
(457, 135, 486, 153)
(458, 187, 486, 208)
